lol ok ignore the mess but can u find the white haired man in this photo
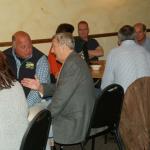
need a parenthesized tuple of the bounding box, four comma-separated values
(21, 32, 95, 144)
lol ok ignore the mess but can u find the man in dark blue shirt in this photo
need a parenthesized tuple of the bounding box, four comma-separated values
(75, 21, 104, 61)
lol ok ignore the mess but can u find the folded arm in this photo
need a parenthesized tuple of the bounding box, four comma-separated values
(88, 46, 104, 59)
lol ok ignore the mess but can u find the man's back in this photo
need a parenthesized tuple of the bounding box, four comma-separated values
(101, 40, 150, 91)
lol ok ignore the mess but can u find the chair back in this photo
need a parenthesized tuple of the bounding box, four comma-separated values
(20, 109, 51, 150)
(120, 77, 150, 150)
(91, 84, 124, 129)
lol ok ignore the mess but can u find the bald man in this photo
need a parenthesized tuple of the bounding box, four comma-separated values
(134, 23, 150, 52)
(3, 31, 51, 107)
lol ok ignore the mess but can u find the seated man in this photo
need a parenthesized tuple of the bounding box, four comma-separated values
(134, 23, 150, 52)
(75, 20, 104, 62)
(3, 31, 51, 107)
(21, 32, 96, 144)
(101, 25, 150, 92)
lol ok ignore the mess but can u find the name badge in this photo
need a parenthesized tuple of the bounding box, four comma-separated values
(25, 62, 34, 69)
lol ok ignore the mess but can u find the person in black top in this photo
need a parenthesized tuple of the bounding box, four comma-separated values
(75, 20, 104, 62)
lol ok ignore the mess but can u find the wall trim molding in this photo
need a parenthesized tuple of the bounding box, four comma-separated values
(0, 29, 149, 47)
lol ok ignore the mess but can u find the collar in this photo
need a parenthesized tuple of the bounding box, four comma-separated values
(12, 48, 32, 63)
(121, 40, 136, 46)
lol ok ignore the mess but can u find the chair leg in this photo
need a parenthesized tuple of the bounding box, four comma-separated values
(104, 134, 108, 144)
(80, 143, 86, 150)
(58, 143, 86, 150)
(114, 129, 123, 150)
(51, 146, 56, 150)
(91, 137, 95, 150)
(60, 145, 63, 150)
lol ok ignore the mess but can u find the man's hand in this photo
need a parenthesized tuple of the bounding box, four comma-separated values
(21, 76, 44, 94)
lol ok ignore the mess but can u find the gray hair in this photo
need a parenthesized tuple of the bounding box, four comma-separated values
(53, 32, 75, 50)
(118, 25, 135, 43)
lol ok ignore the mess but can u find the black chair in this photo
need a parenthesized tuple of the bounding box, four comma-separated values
(20, 109, 51, 150)
(53, 84, 124, 150)
(86, 83, 124, 150)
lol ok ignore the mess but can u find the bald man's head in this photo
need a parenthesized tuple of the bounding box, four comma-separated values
(12, 31, 32, 59)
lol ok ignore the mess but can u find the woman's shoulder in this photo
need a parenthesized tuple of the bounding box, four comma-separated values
(10, 81, 25, 96)
(13, 81, 23, 88)
(0, 81, 27, 106)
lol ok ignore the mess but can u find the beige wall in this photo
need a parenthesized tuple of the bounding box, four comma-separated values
(0, 0, 150, 58)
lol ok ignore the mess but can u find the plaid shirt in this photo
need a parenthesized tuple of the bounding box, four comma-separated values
(13, 51, 51, 107)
